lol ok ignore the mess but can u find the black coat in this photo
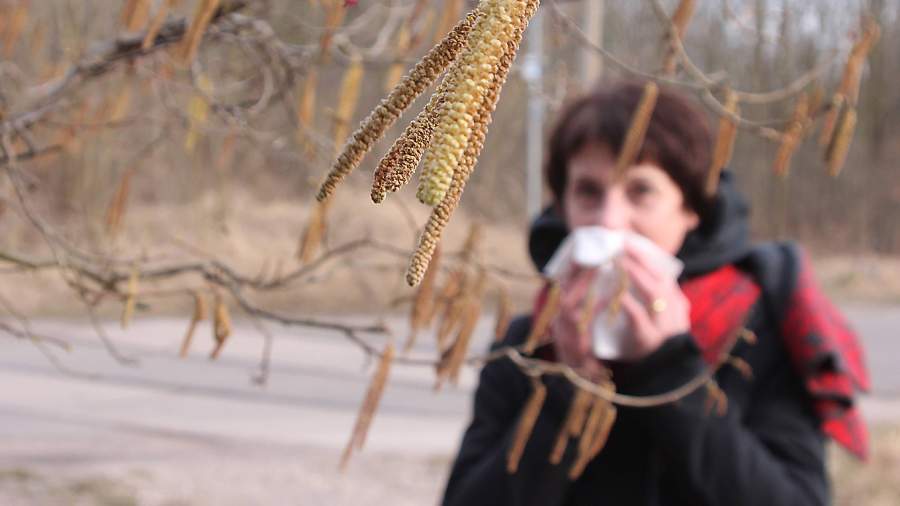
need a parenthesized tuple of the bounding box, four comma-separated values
(441, 173, 831, 506)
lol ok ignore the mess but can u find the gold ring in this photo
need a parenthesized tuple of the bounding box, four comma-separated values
(650, 298, 667, 314)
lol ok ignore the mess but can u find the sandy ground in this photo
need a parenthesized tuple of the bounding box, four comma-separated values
(1, 308, 900, 505)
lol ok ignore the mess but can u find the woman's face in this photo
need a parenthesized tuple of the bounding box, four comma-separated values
(562, 142, 699, 255)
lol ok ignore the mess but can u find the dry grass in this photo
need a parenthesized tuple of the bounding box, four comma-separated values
(832, 424, 900, 505)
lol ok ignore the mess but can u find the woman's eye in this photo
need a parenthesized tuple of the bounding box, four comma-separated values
(626, 182, 654, 201)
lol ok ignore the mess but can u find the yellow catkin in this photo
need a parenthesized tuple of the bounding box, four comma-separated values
(142, 0, 175, 50)
(493, 286, 512, 343)
(825, 106, 857, 177)
(607, 266, 630, 323)
(340, 341, 396, 471)
(706, 89, 740, 195)
(210, 294, 231, 359)
(418, 0, 515, 206)
(576, 284, 598, 338)
(122, 0, 151, 32)
(772, 94, 808, 177)
(121, 267, 140, 329)
(549, 388, 592, 465)
(179, 0, 220, 66)
(332, 58, 365, 158)
(179, 291, 207, 358)
(404, 246, 442, 353)
(614, 82, 659, 178)
(317, 11, 478, 203)
(568, 394, 610, 480)
(587, 397, 617, 459)
(506, 378, 547, 474)
(105, 169, 133, 236)
(297, 198, 331, 265)
(406, 0, 537, 286)
(184, 75, 212, 153)
(523, 282, 561, 354)
(661, 0, 696, 76)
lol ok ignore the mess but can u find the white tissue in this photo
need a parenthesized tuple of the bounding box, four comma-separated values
(543, 227, 684, 359)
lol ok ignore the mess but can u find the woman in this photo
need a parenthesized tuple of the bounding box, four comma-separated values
(441, 82, 868, 506)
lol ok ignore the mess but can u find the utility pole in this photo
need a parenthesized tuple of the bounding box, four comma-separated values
(523, 8, 544, 221)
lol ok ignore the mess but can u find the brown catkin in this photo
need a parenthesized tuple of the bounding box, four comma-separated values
(615, 82, 659, 178)
(179, 291, 207, 358)
(318, 0, 348, 62)
(142, 0, 175, 50)
(444, 298, 481, 386)
(332, 58, 365, 158)
(587, 395, 617, 459)
(120, 267, 139, 329)
(661, 0, 696, 75)
(2, 2, 28, 58)
(825, 105, 857, 177)
(705, 90, 739, 196)
(433, 0, 464, 47)
(106, 168, 133, 236)
(371, 56, 458, 204)
(297, 198, 331, 265)
(179, 0, 220, 66)
(549, 388, 592, 465)
(506, 378, 547, 474)
(317, 11, 478, 203)
(405, 0, 538, 286)
(436, 293, 466, 352)
(523, 281, 560, 354)
(727, 356, 754, 380)
(340, 341, 396, 471)
(576, 284, 598, 338)
(704, 381, 728, 417)
(493, 286, 512, 343)
(772, 94, 808, 176)
(568, 395, 606, 480)
(122, 0, 151, 32)
(404, 246, 442, 352)
(819, 19, 880, 147)
(210, 294, 231, 359)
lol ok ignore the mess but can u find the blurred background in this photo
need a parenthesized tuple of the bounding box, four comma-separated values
(1, 0, 898, 504)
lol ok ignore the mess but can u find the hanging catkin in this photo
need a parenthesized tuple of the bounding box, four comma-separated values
(340, 341, 396, 470)
(506, 378, 547, 474)
(179, 291, 207, 358)
(614, 82, 659, 178)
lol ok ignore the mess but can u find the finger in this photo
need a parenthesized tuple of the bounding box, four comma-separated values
(561, 268, 597, 311)
(623, 241, 666, 283)
(620, 256, 663, 305)
(621, 291, 655, 338)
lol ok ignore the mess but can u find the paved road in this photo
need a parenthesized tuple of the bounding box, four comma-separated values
(0, 306, 897, 504)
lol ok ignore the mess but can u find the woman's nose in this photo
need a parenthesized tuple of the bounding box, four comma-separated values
(596, 190, 629, 230)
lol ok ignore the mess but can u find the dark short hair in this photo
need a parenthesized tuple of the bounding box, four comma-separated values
(545, 81, 714, 222)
